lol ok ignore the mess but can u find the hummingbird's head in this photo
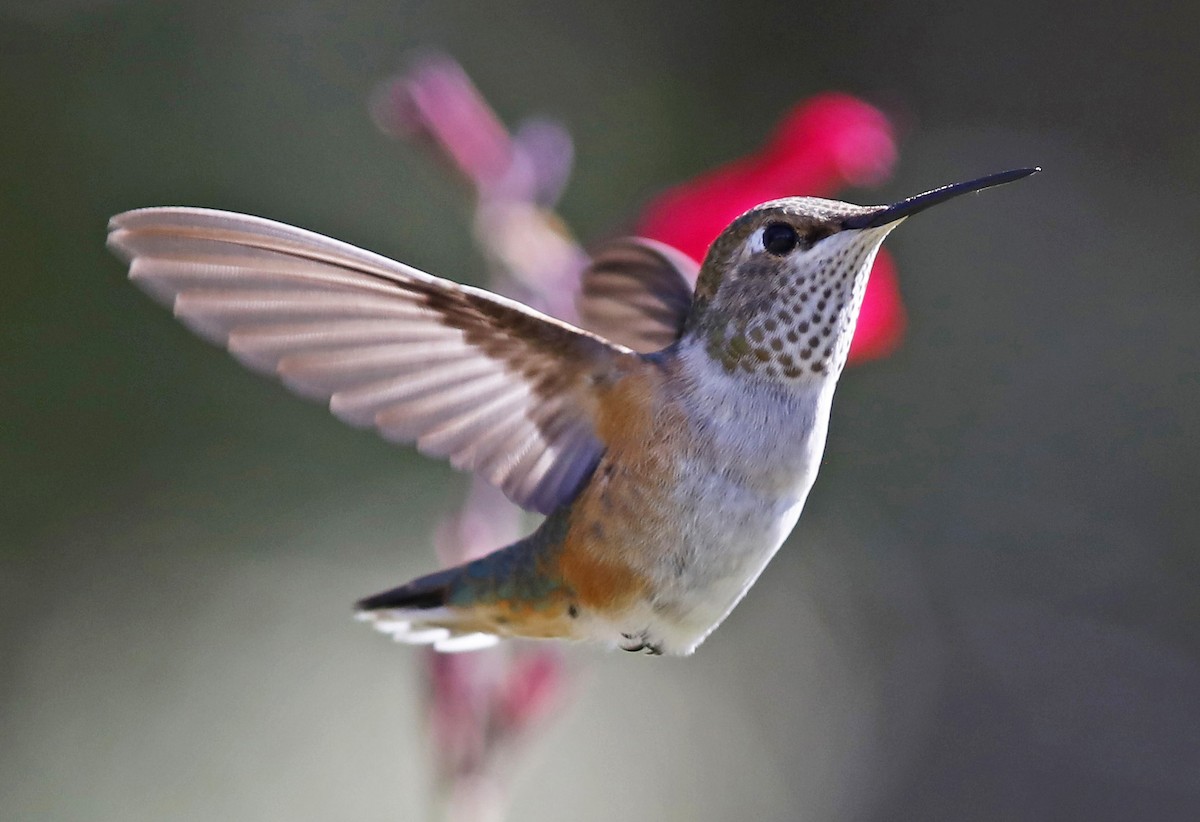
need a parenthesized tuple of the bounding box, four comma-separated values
(685, 168, 1039, 383)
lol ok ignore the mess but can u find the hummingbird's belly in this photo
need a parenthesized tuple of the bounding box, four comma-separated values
(639, 449, 818, 654)
(585, 357, 833, 656)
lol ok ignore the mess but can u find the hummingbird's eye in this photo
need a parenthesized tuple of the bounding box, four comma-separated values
(762, 222, 799, 256)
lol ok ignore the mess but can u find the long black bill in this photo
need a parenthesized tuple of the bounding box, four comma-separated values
(842, 167, 1041, 230)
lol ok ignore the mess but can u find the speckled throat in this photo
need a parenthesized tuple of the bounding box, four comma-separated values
(682, 197, 898, 384)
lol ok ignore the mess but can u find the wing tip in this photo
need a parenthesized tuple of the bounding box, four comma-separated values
(327, 393, 380, 429)
(105, 227, 134, 263)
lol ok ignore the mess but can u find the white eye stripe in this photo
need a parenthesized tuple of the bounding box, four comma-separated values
(747, 227, 766, 254)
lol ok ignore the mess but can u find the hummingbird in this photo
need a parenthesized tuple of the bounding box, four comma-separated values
(107, 166, 1037, 656)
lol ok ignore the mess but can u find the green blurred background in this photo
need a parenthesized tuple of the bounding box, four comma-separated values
(3, 1, 1199, 820)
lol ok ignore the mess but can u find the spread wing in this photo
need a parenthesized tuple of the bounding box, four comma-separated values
(107, 207, 636, 515)
(576, 237, 697, 353)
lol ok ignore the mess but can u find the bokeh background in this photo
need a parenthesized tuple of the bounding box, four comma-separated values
(3, 1, 1199, 820)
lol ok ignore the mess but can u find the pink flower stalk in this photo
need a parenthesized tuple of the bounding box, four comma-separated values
(372, 54, 584, 320)
(376, 56, 575, 820)
(635, 94, 907, 362)
(371, 54, 513, 195)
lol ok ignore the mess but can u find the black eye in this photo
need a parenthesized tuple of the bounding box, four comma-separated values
(762, 222, 799, 256)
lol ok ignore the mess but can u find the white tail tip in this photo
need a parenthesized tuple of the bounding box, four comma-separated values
(354, 609, 500, 653)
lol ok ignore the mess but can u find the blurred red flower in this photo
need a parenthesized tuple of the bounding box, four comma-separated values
(635, 93, 907, 362)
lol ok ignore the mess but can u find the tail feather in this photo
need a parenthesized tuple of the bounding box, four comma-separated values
(356, 510, 572, 652)
(355, 568, 500, 653)
(355, 567, 455, 612)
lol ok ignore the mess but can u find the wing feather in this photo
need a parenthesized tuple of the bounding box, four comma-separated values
(576, 237, 697, 353)
(108, 206, 636, 514)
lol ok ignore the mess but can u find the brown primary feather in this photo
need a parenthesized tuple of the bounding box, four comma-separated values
(107, 207, 639, 514)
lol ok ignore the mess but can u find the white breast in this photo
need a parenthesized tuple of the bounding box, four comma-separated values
(622, 342, 836, 654)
